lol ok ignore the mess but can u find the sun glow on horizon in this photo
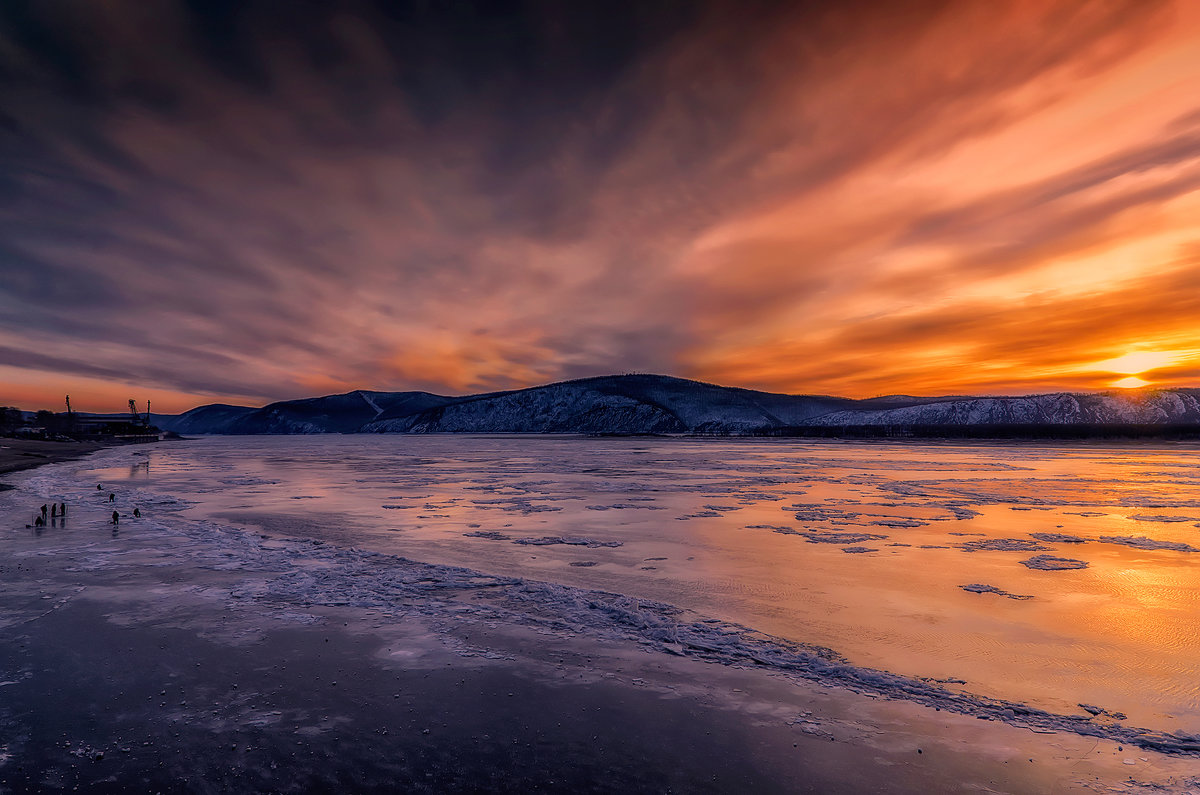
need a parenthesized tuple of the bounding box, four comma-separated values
(1089, 350, 1191, 390)
(1092, 351, 1179, 375)
(1112, 376, 1151, 389)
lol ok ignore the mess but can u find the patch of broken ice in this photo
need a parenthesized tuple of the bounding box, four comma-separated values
(1029, 533, 1086, 544)
(772, 529, 888, 545)
(511, 536, 623, 548)
(961, 539, 1049, 553)
(960, 584, 1033, 601)
(1098, 536, 1198, 553)
(1021, 555, 1088, 571)
(1127, 514, 1200, 524)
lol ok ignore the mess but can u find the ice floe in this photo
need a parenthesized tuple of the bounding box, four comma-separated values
(1098, 536, 1198, 553)
(511, 536, 623, 548)
(959, 584, 1033, 601)
(960, 539, 1049, 552)
(1028, 533, 1086, 544)
(1020, 555, 1089, 571)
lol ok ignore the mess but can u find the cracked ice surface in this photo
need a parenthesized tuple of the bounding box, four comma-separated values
(14, 434, 1200, 741)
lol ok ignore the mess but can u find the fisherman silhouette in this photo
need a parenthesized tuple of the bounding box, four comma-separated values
(51, 504, 57, 518)
(133, 508, 141, 518)
(108, 493, 115, 503)
(111, 511, 119, 525)
(97, 484, 102, 490)
(60, 502, 66, 517)
(40, 504, 48, 520)
(34, 514, 44, 527)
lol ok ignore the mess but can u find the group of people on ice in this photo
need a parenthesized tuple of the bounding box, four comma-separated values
(30, 501, 66, 528)
(28, 487, 143, 529)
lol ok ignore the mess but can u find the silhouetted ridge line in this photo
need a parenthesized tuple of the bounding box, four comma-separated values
(155, 375, 1200, 436)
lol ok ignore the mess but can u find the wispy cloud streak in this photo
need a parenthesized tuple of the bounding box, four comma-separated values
(0, 0, 1198, 411)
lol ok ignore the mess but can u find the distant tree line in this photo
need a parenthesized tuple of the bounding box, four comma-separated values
(0, 407, 70, 438)
(0, 407, 22, 434)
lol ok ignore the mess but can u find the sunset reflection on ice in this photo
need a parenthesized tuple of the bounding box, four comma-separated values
(80, 435, 1200, 733)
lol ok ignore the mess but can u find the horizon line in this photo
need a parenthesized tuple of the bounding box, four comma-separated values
(8, 372, 1197, 416)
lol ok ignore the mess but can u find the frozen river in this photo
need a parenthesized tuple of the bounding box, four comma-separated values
(32, 434, 1200, 737)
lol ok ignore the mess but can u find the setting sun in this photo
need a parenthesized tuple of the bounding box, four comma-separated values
(1094, 351, 1178, 375)
(1112, 376, 1151, 389)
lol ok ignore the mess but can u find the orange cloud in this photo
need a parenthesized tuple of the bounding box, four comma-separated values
(676, 1, 1200, 396)
(2, 1, 1199, 410)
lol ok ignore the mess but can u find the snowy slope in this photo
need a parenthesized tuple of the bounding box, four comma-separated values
(361, 375, 850, 434)
(157, 404, 258, 434)
(157, 378, 1200, 435)
(369, 383, 686, 434)
(805, 389, 1200, 426)
(161, 390, 453, 434)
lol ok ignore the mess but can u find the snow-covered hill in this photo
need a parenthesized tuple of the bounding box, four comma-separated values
(364, 375, 851, 434)
(159, 390, 453, 434)
(157, 404, 259, 434)
(806, 389, 1200, 426)
(156, 377, 1200, 435)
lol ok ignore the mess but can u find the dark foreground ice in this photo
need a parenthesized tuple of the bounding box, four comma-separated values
(6, 485, 1200, 755)
(6, 437, 1200, 791)
(11, 511, 1188, 792)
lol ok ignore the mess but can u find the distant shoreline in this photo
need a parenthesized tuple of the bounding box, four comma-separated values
(754, 422, 1200, 440)
(0, 438, 120, 487)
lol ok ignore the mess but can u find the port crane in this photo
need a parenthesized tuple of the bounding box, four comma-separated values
(128, 399, 152, 427)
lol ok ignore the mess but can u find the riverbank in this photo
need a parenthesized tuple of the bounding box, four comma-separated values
(3, 447, 1200, 792)
(0, 439, 114, 483)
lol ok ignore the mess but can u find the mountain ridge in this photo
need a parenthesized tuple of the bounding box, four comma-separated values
(153, 374, 1200, 436)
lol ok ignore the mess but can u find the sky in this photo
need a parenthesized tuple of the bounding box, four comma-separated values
(2, 0, 1200, 413)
